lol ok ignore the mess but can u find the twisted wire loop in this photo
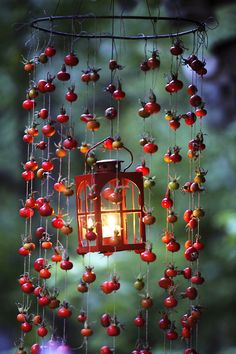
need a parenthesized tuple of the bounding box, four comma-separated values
(31, 15, 205, 40)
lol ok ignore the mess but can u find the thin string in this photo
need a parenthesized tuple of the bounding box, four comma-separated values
(111, 0, 115, 59)
(53, 0, 61, 16)
(145, 0, 158, 38)
(145, 263, 150, 346)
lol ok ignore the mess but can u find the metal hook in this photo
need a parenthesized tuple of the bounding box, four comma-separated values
(85, 136, 134, 172)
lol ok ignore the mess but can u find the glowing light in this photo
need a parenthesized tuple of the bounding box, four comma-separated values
(102, 213, 120, 238)
(87, 217, 94, 229)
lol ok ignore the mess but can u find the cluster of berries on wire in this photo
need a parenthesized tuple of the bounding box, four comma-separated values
(121, 40, 207, 354)
(19, 45, 82, 354)
(159, 42, 207, 354)
(132, 39, 207, 354)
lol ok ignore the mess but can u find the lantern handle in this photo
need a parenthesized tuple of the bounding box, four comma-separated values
(123, 146, 133, 172)
(85, 136, 134, 171)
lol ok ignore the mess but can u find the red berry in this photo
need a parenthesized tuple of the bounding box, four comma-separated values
(158, 277, 173, 289)
(185, 286, 198, 300)
(159, 313, 171, 330)
(38, 108, 48, 119)
(107, 324, 120, 336)
(100, 346, 113, 354)
(195, 107, 207, 117)
(34, 258, 46, 272)
(106, 83, 116, 93)
(82, 267, 96, 284)
(23, 134, 33, 144)
(169, 119, 180, 130)
(166, 329, 178, 340)
(37, 325, 48, 337)
(42, 160, 54, 171)
(143, 142, 158, 154)
(140, 60, 150, 71)
(193, 240, 204, 251)
(100, 313, 111, 327)
(60, 259, 73, 270)
(105, 107, 117, 120)
(35, 226, 46, 238)
(77, 311, 87, 323)
(57, 64, 70, 81)
(191, 272, 205, 284)
(161, 196, 173, 209)
(19, 206, 34, 219)
(39, 268, 51, 279)
(63, 136, 78, 150)
(184, 349, 197, 354)
(31, 343, 41, 354)
(21, 282, 35, 294)
(182, 326, 191, 338)
(170, 152, 182, 163)
(184, 246, 199, 262)
(147, 50, 160, 69)
(21, 321, 32, 332)
(56, 108, 70, 123)
(144, 101, 161, 114)
(165, 267, 178, 277)
(22, 99, 35, 110)
(165, 77, 183, 93)
(57, 305, 72, 318)
(51, 217, 64, 229)
(45, 46, 56, 57)
(42, 123, 56, 137)
(184, 112, 197, 126)
(164, 295, 178, 308)
(187, 84, 198, 95)
(37, 79, 47, 93)
(39, 201, 53, 217)
(166, 240, 180, 252)
(112, 88, 125, 100)
(65, 87, 78, 102)
(135, 162, 150, 176)
(182, 267, 192, 279)
(38, 295, 50, 306)
(18, 246, 30, 256)
(189, 94, 202, 107)
(22, 170, 34, 181)
(187, 218, 198, 229)
(133, 313, 145, 327)
(140, 249, 156, 263)
(170, 43, 183, 56)
(184, 209, 193, 222)
(64, 52, 79, 66)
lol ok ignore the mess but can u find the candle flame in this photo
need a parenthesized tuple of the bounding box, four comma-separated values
(102, 213, 120, 237)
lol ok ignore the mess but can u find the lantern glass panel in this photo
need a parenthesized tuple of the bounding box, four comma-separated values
(124, 179, 140, 210)
(78, 214, 96, 247)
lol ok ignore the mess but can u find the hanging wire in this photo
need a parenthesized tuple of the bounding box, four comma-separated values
(53, 0, 61, 16)
(110, 0, 115, 59)
(145, 0, 159, 39)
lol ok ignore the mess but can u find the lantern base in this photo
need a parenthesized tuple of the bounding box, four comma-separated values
(77, 243, 145, 254)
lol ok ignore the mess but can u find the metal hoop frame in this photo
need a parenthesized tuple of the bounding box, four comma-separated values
(31, 15, 205, 40)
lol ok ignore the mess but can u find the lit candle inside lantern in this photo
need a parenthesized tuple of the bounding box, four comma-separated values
(102, 214, 121, 238)
(87, 217, 95, 229)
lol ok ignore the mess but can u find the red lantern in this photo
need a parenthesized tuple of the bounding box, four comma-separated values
(75, 158, 146, 254)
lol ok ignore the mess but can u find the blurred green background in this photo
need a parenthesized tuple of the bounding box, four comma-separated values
(0, 0, 236, 353)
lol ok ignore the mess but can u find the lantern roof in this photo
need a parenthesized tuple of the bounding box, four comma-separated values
(95, 159, 124, 173)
